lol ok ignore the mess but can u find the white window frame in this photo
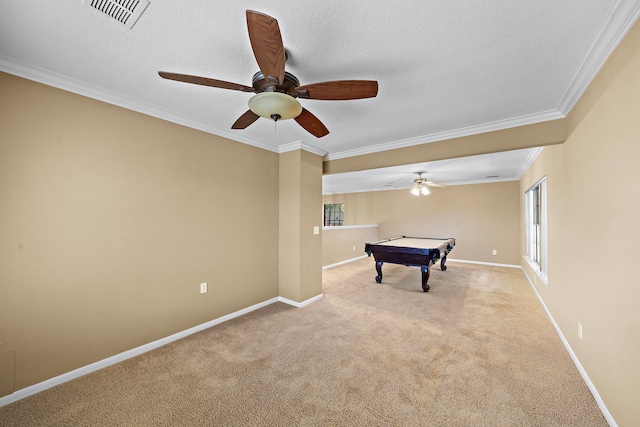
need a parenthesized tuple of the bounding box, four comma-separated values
(525, 177, 548, 285)
(323, 203, 344, 227)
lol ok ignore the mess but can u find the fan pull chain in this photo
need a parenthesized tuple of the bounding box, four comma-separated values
(270, 113, 281, 134)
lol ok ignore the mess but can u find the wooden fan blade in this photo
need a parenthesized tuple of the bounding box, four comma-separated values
(246, 10, 286, 85)
(294, 108, 329, 138)
(231, 110, 260, 129)
(296, 80, 379, 100)
(158, 72, 254, 92)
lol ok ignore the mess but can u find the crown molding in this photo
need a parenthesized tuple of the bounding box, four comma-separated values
(322, 176, 520, 195)
(322, 186, 403, 196)
(0, 56, 563, 163)
(5, 0, 639, 164)
(278, 141, 327, 156)
(557, 0, 640, 114)
(0, 57, 282, 154)
(325, 110, 564, 161)
(325, 0, 640, 162)
(518, 147, 544, 178)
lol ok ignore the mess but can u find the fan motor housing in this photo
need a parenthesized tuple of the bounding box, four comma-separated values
(252, 71, 300, 96)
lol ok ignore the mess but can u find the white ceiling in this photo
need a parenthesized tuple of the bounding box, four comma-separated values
(322, 148, 541, 194)
(2, 1, 639, 194)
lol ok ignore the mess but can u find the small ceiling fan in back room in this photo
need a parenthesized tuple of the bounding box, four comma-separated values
(158, 10, 379, 138)
(410, 172, 446, 196)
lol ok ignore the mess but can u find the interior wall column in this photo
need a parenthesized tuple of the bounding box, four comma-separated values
(278, 148, 323, 303)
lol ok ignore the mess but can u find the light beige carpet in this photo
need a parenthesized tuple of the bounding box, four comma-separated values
(0, 259, 607, 426)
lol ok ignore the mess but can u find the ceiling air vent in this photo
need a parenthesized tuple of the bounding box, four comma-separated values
(83, 0, 150, 30)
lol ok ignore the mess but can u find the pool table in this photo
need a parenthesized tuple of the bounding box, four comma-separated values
(364, 236, 455, 292)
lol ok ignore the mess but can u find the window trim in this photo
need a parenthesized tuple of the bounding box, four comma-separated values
(323, 203, 344, 227)
(525, 177, 548, 285)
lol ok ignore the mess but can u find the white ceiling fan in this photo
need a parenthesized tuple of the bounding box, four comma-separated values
(410, 172, 445, 196)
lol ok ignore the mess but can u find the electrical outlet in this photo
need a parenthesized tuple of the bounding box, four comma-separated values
(492, 249, 497, 255)
(200, 282, 207, 294)
(353, 245, 356, 251)
(578, 322, 583, 340)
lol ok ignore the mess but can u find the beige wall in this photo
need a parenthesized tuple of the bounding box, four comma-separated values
(298, 150, 324, 301)
(3, 16, 639, 423)
(322, 193, 377, 226)
(278, 151, 302, 301)
(279, 150, 323, 302)
(520, 20, 640, 426)
(322, 226, 378, 267)
(321, 21, 640, 424)
(0, 72, 280, 393)
(323, 181, 521, 265)
(323, 120, 566, 175)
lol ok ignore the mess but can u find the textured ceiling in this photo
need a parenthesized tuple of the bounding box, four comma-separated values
(1, 1, 639, 193)
(322, 148, 541, 195)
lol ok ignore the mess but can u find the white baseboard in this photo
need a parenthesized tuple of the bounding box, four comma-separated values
(520, 269, 617, 427)
(0, 294, 322, 408)
(322, 254, 369, 270)
(278, 294, 324, 308)
(2, 265, 615, 426)
(447, 258, 521, 269)
(324, 254, 616, 424)
(322, 256, 520, 271)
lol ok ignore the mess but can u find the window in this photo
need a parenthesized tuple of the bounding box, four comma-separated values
(324, 203, 344, 226)
(525, 177, 547, 283)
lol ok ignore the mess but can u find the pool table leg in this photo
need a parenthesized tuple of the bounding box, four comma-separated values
(440, 254, 448, 271)
(375, 261, 383, 283)
(421, 266, 430, 292)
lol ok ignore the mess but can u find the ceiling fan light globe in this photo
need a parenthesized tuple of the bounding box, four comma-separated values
(248, 92, 302, 120)
(410, 187, 420, 196)
(421, 186, 430, 195)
